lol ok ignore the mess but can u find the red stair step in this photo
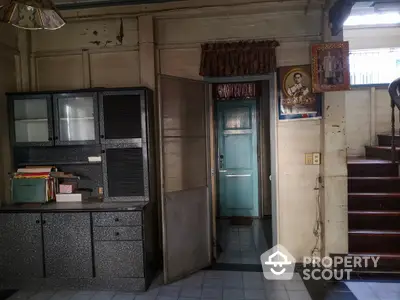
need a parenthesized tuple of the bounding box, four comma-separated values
(378, 134, 400, 147)
(348, 177, 400, 193)
(349, 230, 400, 254)
(347, 160, 398, 177)
(348, 253, 400, 272)
(349, 193, 400, 211)
(349, 211, 400, 230)
(366, 146, 400, 161)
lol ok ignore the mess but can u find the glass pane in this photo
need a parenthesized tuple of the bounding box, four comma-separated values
(223, 107, 251, 129)
(58, 96, 95, 142)
(14, 98, 49, 143)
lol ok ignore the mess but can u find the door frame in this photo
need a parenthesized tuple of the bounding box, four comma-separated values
(204, 75, 278, 255)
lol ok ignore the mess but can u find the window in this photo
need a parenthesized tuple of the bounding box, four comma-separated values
(349, 48, 400, 85)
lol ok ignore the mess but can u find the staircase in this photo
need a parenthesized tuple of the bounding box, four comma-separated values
(348, 135, 400, 272)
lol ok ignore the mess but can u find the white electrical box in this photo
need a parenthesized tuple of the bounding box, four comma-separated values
(312, 153, 321, 165)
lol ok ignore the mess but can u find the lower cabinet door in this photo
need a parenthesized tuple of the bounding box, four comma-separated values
(94, 241, 144, 278)
(0, 213, 43, 278)
(43, 213, 93, 278)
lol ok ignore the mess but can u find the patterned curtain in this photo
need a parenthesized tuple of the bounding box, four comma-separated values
(199, 40, 280, 77)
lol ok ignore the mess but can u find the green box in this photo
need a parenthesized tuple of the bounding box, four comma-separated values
(12, 178, 48, 204)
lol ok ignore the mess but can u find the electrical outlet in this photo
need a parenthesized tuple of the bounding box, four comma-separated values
(312, 152, 321, 165)
(305, 153, 313, 165)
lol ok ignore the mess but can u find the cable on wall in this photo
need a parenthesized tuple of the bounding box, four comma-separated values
(311, 175, 323, 258)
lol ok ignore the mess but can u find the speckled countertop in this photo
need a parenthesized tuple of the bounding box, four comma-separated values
(0, 201, 148, 212)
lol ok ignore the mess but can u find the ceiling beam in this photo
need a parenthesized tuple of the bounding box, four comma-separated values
(56, 0, 185, 10)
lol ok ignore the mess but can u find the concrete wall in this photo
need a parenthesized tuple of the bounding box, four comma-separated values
(14, 0, 346, 261)
(345, 25, 400, 50)
(0, 24, 18, 205)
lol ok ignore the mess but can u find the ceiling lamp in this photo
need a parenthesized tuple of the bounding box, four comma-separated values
(0, 0, 66, 30)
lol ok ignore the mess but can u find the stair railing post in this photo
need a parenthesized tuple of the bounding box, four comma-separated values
(389, 78, 400, 164)
(391, 100, 396, 164)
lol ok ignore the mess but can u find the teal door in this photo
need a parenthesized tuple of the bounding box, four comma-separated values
(217, 100, 259, 217)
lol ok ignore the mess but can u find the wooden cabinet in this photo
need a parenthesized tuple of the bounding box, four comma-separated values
(8, 88, 154, 203)
(42, 213, 93, 278)
(9, 94, 53, 147)
(53, 92, 99, 146)
(0, 213, 44, 278)
(99, 89, 153, 202)
(8, 92, 98, 147)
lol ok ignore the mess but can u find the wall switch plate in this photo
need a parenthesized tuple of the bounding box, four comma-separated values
(305, 153, 313, 165)
(312, 152, 321, 165)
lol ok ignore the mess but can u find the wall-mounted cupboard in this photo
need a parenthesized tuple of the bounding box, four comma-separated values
(7, 88, 155, 202)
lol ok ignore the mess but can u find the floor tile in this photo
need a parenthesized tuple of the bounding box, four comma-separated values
(29, 290, 55, 300)
(111, 292, 136, 300)
(49, 290, 76, 300)
(284, 280, 306, 291)
(223, 289, 245, 300)
(244, 289, 265, 299)
(202, 288, 222, 298)
(91, 291, 116, 300)
(7, 290, 37, 300)
(265, 290, 289, 300)
(158, 287, 180, 298)
(286, 290, 312, 300)
(180, 288, 201, 298)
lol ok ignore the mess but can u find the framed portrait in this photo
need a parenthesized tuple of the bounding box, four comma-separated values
(278, 64, 322, 120)
(311, 41, 350, 93)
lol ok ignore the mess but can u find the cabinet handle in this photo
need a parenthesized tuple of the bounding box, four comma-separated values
(115, 232, 120, 236)
(115, 218, 119, 222)
(42, 220, 46, 224)
(101, 150, 105, 153)
(100, 135, 104, 138)
(48, 137, 53, 141)
(54, 137, 58, 140)
(36, 220, 40, 224)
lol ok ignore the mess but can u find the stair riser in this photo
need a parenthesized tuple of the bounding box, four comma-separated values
(349, 197, 400, 211)
(349, 215, 400, 230)
(378, 135, 400, 147)
(349, 234, 400, 253)
(366, 147, 400, 161)
(348, 163, 399, 177)
(348, 179, 400, 193)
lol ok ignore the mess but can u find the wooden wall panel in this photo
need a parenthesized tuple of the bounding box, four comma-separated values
(156, 11, 321, 45)
(32, 18, 138, 52)
(159, 48, 201, 80)
(35, 55, 84, 91)
(163, 138, 207, 192)
(89, 51, 140, 88)
(0, 25, 17, 50)
(0, 50, 16, 205)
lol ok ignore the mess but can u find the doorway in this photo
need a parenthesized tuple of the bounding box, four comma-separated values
(159, 75, 277, 283)
(210, 81, 273, 267)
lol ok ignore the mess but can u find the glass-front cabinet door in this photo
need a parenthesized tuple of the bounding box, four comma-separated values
(11, 95, 53, 146)
(53, 93, 99, 145)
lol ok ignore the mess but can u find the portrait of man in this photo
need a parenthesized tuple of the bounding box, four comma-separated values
(311, 42, 350, 93)
(278, 65, 322, 120)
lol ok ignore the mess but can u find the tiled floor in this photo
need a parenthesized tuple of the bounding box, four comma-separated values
(5, 271, 312, 300)
(217, 219, 269, 265)
(345, 280, 400, 300)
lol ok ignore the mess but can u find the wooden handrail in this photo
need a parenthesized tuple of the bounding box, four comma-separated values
(388, 78, 400, 163)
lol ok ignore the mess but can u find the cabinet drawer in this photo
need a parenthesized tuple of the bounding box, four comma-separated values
(92, 212, 141, 226)
(93, 226, 142, 241)
(94, 241, 144, 278)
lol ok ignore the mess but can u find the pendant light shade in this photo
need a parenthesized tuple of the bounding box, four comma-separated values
(0, 0, 65, 30)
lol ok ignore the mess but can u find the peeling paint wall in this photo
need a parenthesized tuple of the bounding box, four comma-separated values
(0, 24, 18, 205)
